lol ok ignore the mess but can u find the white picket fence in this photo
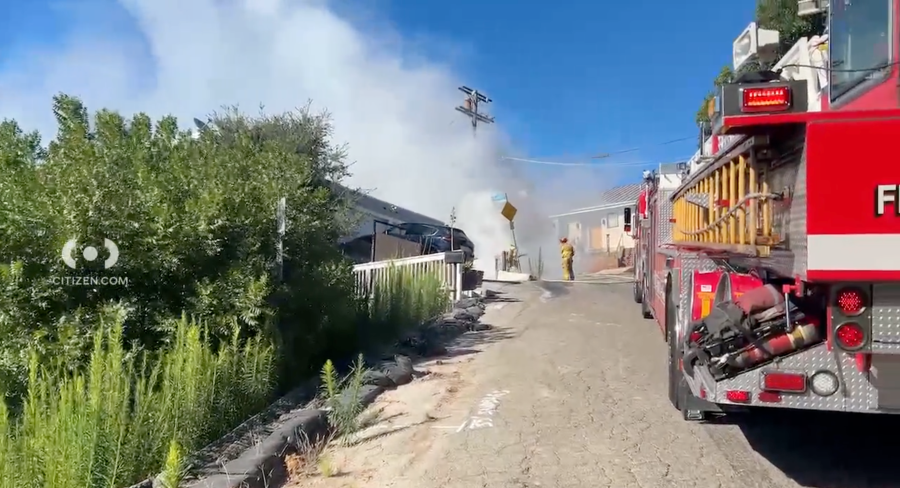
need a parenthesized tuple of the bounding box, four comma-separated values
(352, 253, 463, 304)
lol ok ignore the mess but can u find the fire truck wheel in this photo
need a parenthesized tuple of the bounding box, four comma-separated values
(665, 285, 680, 409)
(641, 294, 652, 319)
(667, 289, 708, 421)
(633, 279, 643, 303)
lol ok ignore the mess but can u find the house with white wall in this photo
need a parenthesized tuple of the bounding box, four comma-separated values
(549, 183, 641, 272)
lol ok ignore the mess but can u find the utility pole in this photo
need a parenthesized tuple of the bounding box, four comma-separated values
(455, 86, 495, 136)
(449, 206, 457, 251)
(276, 197, 286, 282)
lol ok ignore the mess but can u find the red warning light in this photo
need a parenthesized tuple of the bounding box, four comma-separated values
(741, 86, 791, 113)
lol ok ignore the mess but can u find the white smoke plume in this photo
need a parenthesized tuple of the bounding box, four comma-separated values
(0, 0, 622, 275)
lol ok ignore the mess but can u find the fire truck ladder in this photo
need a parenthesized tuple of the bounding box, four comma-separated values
(670, 136, 783, 257)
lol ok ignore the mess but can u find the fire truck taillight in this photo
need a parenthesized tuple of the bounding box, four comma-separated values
(761, 371, 806, 393)
(835, 322, 866, 351)
(725, 390, 751, 403)
(740, 86, 791, 113)
(836, 287, 867, 316)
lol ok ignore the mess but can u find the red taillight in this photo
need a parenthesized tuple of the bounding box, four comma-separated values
(726, 390, 751, 403)
(836, 287, 866, 316)
(741, 86, 791, 113)
(835, 322, 866, 350)
(689, 331, 702, 343)
(758, 391, 782, 403)
(762, 372, 806, 392)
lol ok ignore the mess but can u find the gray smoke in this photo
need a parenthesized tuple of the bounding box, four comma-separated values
(0, 0, 622, 273)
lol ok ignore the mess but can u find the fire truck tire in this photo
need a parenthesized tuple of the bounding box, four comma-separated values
(665, 281, 680, 408)
(666, 286, 711, 421)
(633, 279, 643, 303)
(641, 291, 653, 319)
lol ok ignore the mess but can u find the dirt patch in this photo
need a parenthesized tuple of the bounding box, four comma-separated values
(282, 355, 477, 488)
(279, 292, 531, 488)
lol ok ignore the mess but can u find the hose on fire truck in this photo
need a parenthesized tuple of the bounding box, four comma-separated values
(681, 284, 822, 381)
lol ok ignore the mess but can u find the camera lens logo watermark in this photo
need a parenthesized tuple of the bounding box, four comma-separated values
(62, 238, 119, 269)
(55, 239, 128, 286)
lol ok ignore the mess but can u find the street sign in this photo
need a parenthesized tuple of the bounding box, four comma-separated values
(500, 201, 517, 222)
(491, 192, 508, 203)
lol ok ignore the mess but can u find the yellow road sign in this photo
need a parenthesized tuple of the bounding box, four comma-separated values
(501, 201, 517, 222)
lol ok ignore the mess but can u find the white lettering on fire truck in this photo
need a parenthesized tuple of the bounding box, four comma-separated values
(876, 184, 898, 216)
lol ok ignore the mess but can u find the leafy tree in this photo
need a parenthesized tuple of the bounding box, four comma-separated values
(694, 0, 826, 127)
(0, 94, 363, 398)
(757, 0, 826, 55)
(695, 65, 738, 126)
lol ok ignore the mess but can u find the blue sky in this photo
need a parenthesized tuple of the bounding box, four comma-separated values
(0, 0, 755, 198)
(382, 0, 757, 176)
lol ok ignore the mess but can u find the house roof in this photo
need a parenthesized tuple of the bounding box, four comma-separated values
(596, 183, 642, 207)
(336, 184, 445, 226)
(355, 192, 444, 225)
(548, 183, 642, 219)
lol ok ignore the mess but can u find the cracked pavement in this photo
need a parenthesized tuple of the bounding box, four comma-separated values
(289, 281, 900, 488)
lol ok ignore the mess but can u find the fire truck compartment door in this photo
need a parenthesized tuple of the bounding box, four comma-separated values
(806, 115, 900, 275)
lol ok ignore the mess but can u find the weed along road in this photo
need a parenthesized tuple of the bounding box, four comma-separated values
(287, 282, 900, 488)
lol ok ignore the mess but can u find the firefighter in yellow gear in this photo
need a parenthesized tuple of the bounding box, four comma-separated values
(560, 237, 575, 281)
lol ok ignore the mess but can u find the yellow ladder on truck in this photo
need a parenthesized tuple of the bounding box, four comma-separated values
(670, 136, 780, 256)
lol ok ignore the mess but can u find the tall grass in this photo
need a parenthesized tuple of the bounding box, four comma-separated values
(0, 313, 276, 488)
(316, 265, 449, 439)
(360, 265, 448, 347)
(0, 266, 449, 488)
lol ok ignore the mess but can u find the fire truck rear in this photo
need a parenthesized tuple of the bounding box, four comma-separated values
(630, 0, 900, 420)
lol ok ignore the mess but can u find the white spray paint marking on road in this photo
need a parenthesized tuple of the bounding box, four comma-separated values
(430, 390, 511, 433)
(594, 322, 622, 327)
(456, 389, 510, 432)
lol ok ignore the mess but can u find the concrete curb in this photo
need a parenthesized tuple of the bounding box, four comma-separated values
(183, 385, 386, 488)
(128, 299, 487, 488)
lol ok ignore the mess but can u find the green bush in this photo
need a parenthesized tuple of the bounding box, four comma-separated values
(0, 95, 455, 487)
(0, 265, 448, 488)
(0, 307, 275, 488)
(0, 95, 357, 398)
(358, 265, 449, 352)
(318, 266, 448, 442)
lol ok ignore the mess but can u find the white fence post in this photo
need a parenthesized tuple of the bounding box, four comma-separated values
(454, 263, 463, 303)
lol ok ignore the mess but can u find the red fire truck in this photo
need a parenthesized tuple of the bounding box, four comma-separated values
(631, 0, 900, 420)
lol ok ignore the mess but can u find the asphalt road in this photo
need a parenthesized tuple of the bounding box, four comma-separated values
(292, 280, 900, 488)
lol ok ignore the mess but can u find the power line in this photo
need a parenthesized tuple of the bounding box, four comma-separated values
(592, 135, 696, 159)
(500, 155, 695, 167)
(454, 86, 495, 136)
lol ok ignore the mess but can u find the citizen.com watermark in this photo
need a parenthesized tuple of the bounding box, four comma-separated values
(51, 275, 129, 286)
(55, 238, 129, 286)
